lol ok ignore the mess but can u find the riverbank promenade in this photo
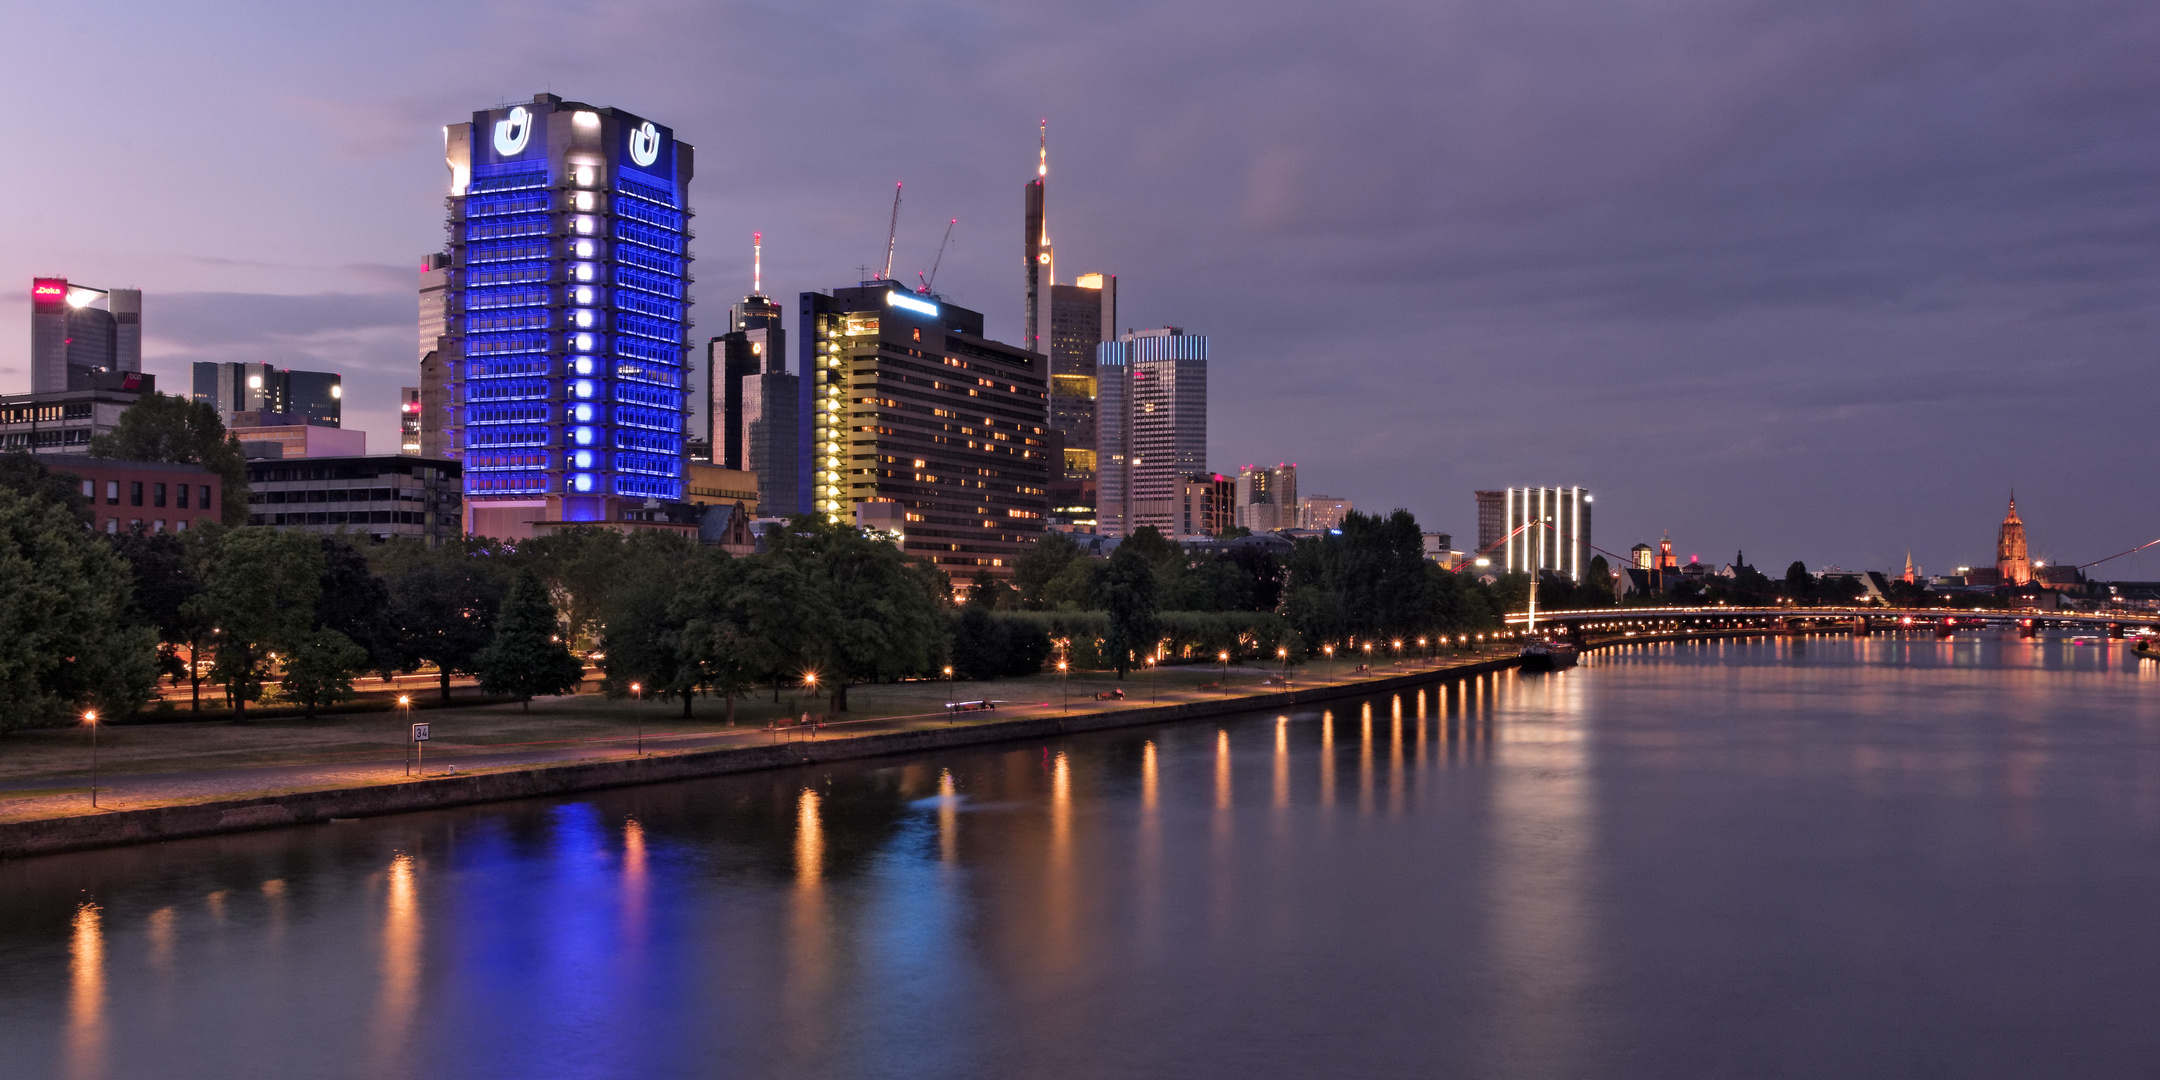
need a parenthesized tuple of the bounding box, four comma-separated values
(0, 647, 1528, 850)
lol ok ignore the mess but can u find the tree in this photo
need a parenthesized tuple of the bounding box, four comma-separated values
(597, 531, 703, 714)
(278, 629, 368, 718)
(517, 526, 629, 648)
(0, 489, 159, 730)
(1100, 541, 1160, 677)
(476, 570, 586, 710)
(766, 517, 946, 711)
(108, 525, 210, 700)
(377, 538, 509, 701)
(316, 538, 398, 676)
(185, 528, 324, 720)
(1785, 561, 1816, 602)
(88, 393, 249, 525)
(0, 450, 91, 519)
(672, 551, 759, 724)
(1578, 555, 1618, 607)
(967, 569, 1017, 611)
(1011, 531, 1082, 610)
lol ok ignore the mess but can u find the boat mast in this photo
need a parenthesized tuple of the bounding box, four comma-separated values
(1527, 570, 1538, 636)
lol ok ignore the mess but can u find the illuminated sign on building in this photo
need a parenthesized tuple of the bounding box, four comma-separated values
(886, 290, 938, 318)
(491, 106, 531, 156)
(627, 121, 661, 167)
(32, 279, 66, 303)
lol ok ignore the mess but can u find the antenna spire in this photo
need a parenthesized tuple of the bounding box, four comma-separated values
(881, 182, 903, 282)
(1038, 119, 1047, 178)
(751, 231, 762, 296)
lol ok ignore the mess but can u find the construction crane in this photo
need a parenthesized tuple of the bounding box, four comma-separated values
(918, 218, 957, 294)
(879, 182, 903, 282)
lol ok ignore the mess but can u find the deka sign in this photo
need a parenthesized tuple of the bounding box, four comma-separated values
(627, 121, 661, 167)
(493, 106, 532, 157)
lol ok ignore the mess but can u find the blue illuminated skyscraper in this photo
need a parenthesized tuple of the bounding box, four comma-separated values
(442, 93, 694, 539)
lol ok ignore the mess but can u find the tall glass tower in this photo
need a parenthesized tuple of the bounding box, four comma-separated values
(442, 93, 694, 539)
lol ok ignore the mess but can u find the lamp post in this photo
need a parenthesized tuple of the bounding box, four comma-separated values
(1392, 640, 1403, 666)
(1219, 650, 1230, 695)
(1418, 637, 1428, 664)
(943, 665, 953, 682)
(1058, 659, 1069, 713)
(397, 695, 411, 776)
(1145, 656, 1157, 704)
(1278, 646, 1289, 688)
(802, 672, 817, 739)
(631, 682, 643, 755)
(1324, 644, 1334, 683)
(84, 711, 98, 808)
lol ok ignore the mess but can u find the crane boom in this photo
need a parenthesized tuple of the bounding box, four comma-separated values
(880, 182, 902, 282)
(922, 218, 957, 293)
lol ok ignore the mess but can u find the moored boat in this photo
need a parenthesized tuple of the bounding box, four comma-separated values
(1520, 637, 1578, 671)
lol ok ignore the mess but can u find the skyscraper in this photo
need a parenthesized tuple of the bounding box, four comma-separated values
(1484, 486, 1594, 582)
(1021, 125, 1116, 527)
(1232, 463, 1297, 533)
(710, 233, 786, 471)
(1996, 494, 2031, 585)
(191, 362, 342, 427)
(443, 94, 694, 539)
(31, 279, 141, 392)
(800, 282, 1049, 583)
(400, 387, 422, 455)
(416, 253, 460, 461)
(1097, 328, 1209, 537)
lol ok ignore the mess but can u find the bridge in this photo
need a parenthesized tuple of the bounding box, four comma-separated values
(1503, 605, 2160, 642)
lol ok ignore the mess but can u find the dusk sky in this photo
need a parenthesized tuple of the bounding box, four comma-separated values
(3, 0, 2154, 577)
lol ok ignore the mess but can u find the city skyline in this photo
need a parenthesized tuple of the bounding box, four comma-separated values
(1, 1, 2155, 577)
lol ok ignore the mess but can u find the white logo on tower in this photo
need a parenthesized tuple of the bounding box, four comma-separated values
(493, 106, 532, 156)
(627, 121, 661, 167)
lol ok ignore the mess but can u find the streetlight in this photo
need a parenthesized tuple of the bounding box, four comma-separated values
(943, 665, 954, 681)
(84, 711, 98, 809)
(1058, 659, 1070, 713)
(1278, 646, 1290, 688)
(631, 682, 643, 755)
(1145, 656, 1158, 704)
(397, 695, 411, 775)
(1324, 644, 1335, 682)
(1219, 650, 1231, 695)
(1418, 636, 1428, 663)
(1392, 640, 1403, 665)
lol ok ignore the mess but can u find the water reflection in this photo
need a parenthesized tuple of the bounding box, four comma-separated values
(7, 639, 2160, 1079)
(371, 853, 421, 1073)
(64, 901, 103, 1080)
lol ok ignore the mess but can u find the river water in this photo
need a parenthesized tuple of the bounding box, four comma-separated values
(4, 636, 2159, 1079)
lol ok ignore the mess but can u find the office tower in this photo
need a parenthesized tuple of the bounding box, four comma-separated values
(1232, 462, 1298, 533)
(443, 93, 694, 539)
(1300, 495, 1352, 530)
(1172, 473, 1235, 538)
(400, 387, 422, 454)
(800, 282, 1049, 583)
(418, 253, 450, 362)
(190, 362, 342, 427)
(1096, 328, 1209, 536)
(1019, 126, 1116, 526)
(710, 233, 786, 471)
(416, 254, 460, 461)
(31, 279, 141, 392)
(1487, 486, 1594, 581)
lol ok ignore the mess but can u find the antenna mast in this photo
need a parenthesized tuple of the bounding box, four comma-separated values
(880, 182, 903, 282)
(920, 218, 956, 293)
(752, 231, 762, 295)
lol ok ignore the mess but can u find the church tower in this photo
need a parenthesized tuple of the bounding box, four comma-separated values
(1996, 495, 2031, 585)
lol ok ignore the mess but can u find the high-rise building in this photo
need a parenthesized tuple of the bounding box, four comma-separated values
(1996, 494, 2031, 585)
(1474, 490, 1508, 553)
(1486, 487, 1594, 582)
(710, 233, 786, 471)
(416, 253, 460, 462)
(1097, 328, 1208, 537)
(400, 387, 422, 454)
(31, 279, 141, 393)
(443, 94, 694, 539)
(1300, 495, 1352, 530)
(800, 282, 1049, 584)
(742, 360, 798, 518)
(191, 362, 342, 427)
(1171, 473, 1235, 538)
(0, 373, 154, 453)
(1232, 463, 1298, 533)
(1020, 125, 1116, 527)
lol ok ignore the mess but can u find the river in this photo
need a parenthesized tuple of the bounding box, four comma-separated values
(4, 636, 2158, 1079)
